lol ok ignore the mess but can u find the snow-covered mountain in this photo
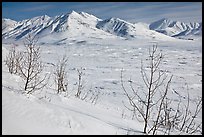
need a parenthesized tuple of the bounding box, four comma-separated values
(2, 11, 200, 43)
(149, 18, 202, 38)
(96, 17, 175, 40)
(2, 18, 17, 34)
(2, 11, 176, 42)
(2, 11, 107, 40)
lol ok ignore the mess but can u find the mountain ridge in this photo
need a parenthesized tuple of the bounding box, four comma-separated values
(2, 11, 201, 42)
(149, 18, 202, 38)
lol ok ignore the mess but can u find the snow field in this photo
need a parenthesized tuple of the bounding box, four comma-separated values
(2, 37, 202, 134)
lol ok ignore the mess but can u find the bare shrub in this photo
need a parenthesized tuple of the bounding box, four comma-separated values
(81, 88, 101, 105)
(54, 55, 68, 94)
(157, 82, 202, 135)
(75, 67, 85, 98)
(185, 97, 202, 134)
(177, 89, 202, 134)
(18, 35, 48, 94)
(121, 44, 202, 135)
(5, 45, 23, 74)
(121, 44, 171, 134)
(73, 68, 100, 104)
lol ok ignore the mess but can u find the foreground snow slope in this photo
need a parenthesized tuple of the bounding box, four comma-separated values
(2, 46, 145, 135)
(2, 35, 202, 134)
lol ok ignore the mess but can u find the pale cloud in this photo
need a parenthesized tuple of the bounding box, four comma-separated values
(70, 2, 202, 23)
(2, 2, 202, 23)
(20, 4, 55, 12)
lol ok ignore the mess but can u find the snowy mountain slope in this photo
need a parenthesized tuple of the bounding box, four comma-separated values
(2, 11, 118, 42)
(2, 11, 179, 43)
(3, 11, 201, 43)
(2, 15, 52, 40)
(96, 17, 176, 40)
(2, 45, 145, 135)
(149, 18, 202, 38)
(2, 18, 17, 34)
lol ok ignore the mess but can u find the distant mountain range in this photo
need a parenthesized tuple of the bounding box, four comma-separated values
(149, 18, 202, 39)
(2, 11, 202, 43)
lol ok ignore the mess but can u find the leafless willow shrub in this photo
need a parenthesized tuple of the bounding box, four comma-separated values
(121, 44, 173, 134)
(5, 45, 23, 74)
(75, 67, 85, 98)
(81, 88, 101, 105)
(74, 68, 100, 104)
(176, 86, 202, 134)
(54, 55, 68, 94)
(121, 44, 202, 135)
(160, 85, 202, 135)
(18, 35, 48, 94)
(184, 96, 202, 134)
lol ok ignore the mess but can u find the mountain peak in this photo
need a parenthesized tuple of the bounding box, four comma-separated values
(69, 10, 79, 16)
(109, 17, 123, 21)
(79, 11, 96, 18)
(154, 18, 174, 25)
(27, 14, 51, 22)
(105, 17, 131, 25)
(79, 11, 91, 16)
(43, 15, 51, 19)
(2, 18, 17, 22)
(159, 18, 170, 21)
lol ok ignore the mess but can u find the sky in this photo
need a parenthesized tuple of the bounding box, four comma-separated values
(2, 2, 202, 24)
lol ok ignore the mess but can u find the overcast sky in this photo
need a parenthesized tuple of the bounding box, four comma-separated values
(2, 2, 202, 24)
